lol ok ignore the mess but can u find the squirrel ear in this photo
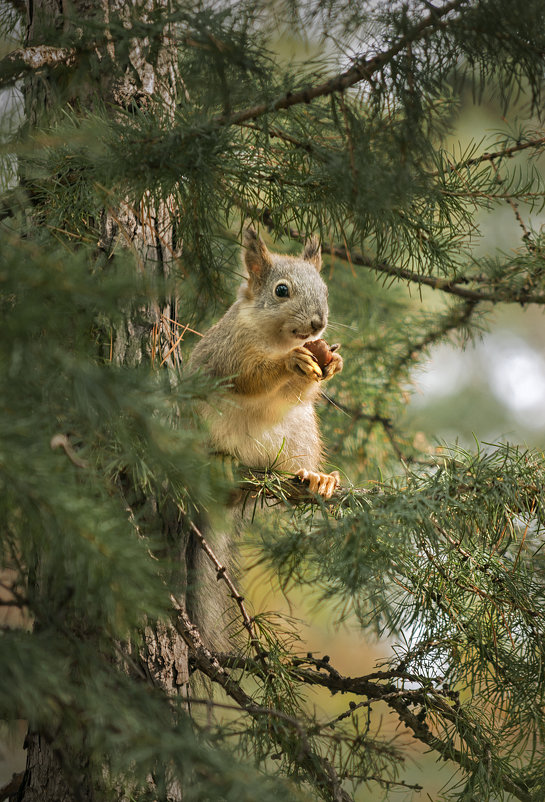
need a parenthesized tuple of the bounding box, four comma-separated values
(302, 236, 322, 272)
(243, 227, 273, 277)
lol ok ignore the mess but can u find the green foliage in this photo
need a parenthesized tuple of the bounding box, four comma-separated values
(0, 634, 306, 802)
(2, 0, 545, 800)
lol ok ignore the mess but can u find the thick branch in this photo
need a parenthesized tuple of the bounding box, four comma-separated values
(214, 0, 468, 126)
(0, 46, 76, 88)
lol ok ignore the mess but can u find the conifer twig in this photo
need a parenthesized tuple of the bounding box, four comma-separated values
(234, 463, 543, 516)
(289, 664, 532, 802)
(433, 134, 545, 176)
(489, 160, 537, 254)
(239, 122, 313, 152)
(185, 696, 423, 792)
(327, 245, 545, 304)
(208, 650, 533, 801)
(244, 206, 545, 305)
(381, 299, 477, 397)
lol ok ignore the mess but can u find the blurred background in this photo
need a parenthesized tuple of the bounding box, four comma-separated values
(406, 98, 545, 453)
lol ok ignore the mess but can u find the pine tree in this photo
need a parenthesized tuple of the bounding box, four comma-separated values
(1, 1, 545, 800)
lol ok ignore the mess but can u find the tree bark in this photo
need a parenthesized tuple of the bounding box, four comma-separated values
(15, 734, 98, 802)
(18, 2, 189, 799)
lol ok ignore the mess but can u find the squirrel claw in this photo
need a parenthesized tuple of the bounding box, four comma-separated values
(296, 468, 340, 500)
(288, 347, 323, 381)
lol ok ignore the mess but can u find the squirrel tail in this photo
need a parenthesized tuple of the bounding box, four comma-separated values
(185, 509, 241, 656)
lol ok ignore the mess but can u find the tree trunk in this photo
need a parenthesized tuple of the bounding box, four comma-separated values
(18, 2, 189, 799)
(16, 734, 98, 802)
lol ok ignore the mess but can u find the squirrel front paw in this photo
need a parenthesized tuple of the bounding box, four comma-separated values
(303, 340, 343, 381)
(287, 347, 323, 382)
(296, 468, 340, 500)
(321, 351, 343, 381)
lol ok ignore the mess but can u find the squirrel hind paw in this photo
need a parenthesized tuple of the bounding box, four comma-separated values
(296, 468, 340, 499)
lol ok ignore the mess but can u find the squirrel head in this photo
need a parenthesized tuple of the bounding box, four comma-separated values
(238, 227, 329, 354)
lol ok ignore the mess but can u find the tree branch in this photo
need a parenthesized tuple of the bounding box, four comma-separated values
(187, 519, 268, 670)
(187, 695, 423, 793)
(0, 45, 76, 88)
(380, 299, 477, 398)
(233, 468, 371, 507)
(171, 602, 354, 802)
(290, 664, 532, 802)
(231, 462, 543, 519)
(214, 0, 468, 127)
(239, 121, 313, 152)
(434, 134, 545, 176)
(326, 243, 545, 305)
(210, 650, 532, 802)
(284, 227, 545, 305)
(243, 207, 545, 306)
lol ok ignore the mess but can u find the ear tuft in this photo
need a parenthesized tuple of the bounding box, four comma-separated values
(243, 227, 272, 276)
(302, 236, 322, 272)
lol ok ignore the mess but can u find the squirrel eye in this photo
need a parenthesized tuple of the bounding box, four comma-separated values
(275, 283, 290, 298)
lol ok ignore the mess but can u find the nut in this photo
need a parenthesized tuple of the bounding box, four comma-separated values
(304, 339, 340, 372)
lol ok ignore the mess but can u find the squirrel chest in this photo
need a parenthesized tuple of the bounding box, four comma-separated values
(201, 376, 322, 473)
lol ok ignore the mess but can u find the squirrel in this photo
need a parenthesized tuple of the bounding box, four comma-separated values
(186, 227, 343, 648)
(188, 227, 343, 495)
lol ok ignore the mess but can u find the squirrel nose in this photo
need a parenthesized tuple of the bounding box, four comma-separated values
(310, 315, 325, 332)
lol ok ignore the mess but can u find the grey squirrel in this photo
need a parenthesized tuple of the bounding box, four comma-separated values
(186, 228, 343, 647)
